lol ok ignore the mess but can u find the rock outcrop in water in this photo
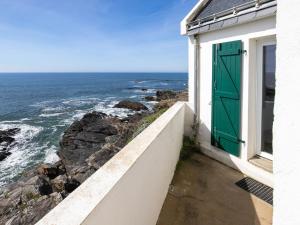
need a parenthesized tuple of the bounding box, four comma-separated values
(0, 90, 187, 225)
(59, 112, 118, 171)
(0, 128, 20, 161)
(156, 90, 177, 101)
(144, 90, 185, 103)
(113, 100, 148, 111)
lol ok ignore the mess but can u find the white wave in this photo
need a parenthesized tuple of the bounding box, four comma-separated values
(159, 82, 168, 86)
(94, 101, 131, 118)
(0, 123, 42, 141)
(30, 100, 55, 108)
(0, 123, 43, 186)
(21, 118, 30, 121)
(0, 118, 31, 124)
(72, 110, 88, 121)
(105, 96, 117, 100)
(107, 100, 119, 107)
(130, 80, 149, 84)
(55, 124, 67, 127)
(0, 120, 22, 124)
(131, 89, 146, 93)
(51, 126, 58, 134)
(42, 106, 66, 113)
(62, 98, 100, 107)
(39, 112, 65, 118)
(44, 145, 60, 164)
(61, 110, 89, 125)
(132, 88, 156, 94)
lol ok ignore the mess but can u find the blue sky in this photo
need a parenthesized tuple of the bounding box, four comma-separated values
(0, 0, 197, 73)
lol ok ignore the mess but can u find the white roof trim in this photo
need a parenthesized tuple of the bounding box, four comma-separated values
(187, 1, 276, 35)
(180, 0, 210, 35)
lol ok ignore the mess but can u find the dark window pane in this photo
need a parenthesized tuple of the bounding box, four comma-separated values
(261, 44, 276, 155)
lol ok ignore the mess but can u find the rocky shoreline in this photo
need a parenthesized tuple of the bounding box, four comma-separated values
(0, 128, 20, 162)
(0, 90, 187, 225)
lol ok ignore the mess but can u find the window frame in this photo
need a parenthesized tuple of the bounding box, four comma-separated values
(255, 37, 276, 160)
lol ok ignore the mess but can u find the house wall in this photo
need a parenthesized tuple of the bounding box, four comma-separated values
(274, 0, 300, 224)
(188, 16, 276, 186)
(36, 102, 194, 225)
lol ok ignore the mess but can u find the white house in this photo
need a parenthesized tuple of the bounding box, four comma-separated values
(182, 0, 300, 224)
(181, 0, 277, 186)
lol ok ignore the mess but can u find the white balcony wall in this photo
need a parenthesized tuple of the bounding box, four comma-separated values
(36, 102, 194, 225)
(274, 0, 300, 224)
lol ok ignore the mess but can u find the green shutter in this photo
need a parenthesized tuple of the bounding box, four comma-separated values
(211, 40, 242, 157)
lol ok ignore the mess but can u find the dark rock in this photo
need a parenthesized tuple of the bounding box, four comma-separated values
(104, 135, 121, 145)
(53, 160, 67, 176)
(85, 121, 118, 135)
(51, 175, 67, 193)
(0, 128, 20, 137)
(156, 90, 177, 101)
(121, 112, 149, 123)
(60, 190, 69, 199)
(0, 128, 20, 162)
(0, 199, 11, 216)
(37, 164, 60, 180)
(6, 187, 23, 204)
(64, 179, 80, 193)
(86, 144, 121, 170)
(154, 90, 188, 111)
(70, 166, 96, 184)
(19, 193, 63, 225)
(36, 177, 53, 196)
(74, 132, 107, 143)
(80, 111, 107, 124)
(0, 152, 12, 161)
(144, 96, 156, 101)
(0, 136, 15, 145)
(3, 215, 22, 225)
(21, 184, 40, 203)
(67, 121, 83, 132)
(141, 88, 148, 92)
(36, 161, 65, 180)
(59, 112, 123, 172)
(114, 100, 148, 111)
(0, 128, 20, 145)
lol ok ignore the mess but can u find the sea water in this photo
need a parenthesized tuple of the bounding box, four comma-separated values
(0, 72, 187, 187)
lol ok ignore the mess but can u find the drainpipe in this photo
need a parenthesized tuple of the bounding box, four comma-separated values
(194, 35, 200, 123)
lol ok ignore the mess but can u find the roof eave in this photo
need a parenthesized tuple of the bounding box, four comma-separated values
(180, 0, 210, 36)
(187, 0, 276, 35)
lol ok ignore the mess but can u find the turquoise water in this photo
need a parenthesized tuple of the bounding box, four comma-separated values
(0, 73, 187, 186)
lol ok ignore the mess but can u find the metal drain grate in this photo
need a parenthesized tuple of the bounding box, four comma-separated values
(235, 177, 273, 205)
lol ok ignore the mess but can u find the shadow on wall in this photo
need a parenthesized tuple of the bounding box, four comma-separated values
(157, 123, 272, 225)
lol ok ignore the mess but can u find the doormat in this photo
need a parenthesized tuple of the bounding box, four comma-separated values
(235, 177, 273, 205)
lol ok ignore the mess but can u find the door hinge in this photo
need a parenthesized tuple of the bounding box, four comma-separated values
(239, 49, 247, 55)
(237, 138, 245, 144)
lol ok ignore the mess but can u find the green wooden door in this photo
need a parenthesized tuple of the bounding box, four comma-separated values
(212, 40, 242, 157)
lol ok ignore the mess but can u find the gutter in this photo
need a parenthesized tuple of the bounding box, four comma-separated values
(187, 0, 277, 35)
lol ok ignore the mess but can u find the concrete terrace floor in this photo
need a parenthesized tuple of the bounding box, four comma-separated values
(157, 152, 273, 225)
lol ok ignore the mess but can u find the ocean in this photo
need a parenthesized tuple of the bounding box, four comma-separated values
(0, 72, 187, 187)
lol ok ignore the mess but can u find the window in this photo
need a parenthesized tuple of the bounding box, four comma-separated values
(261, 44, 276, 155)
(256, 38, 276, 160)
